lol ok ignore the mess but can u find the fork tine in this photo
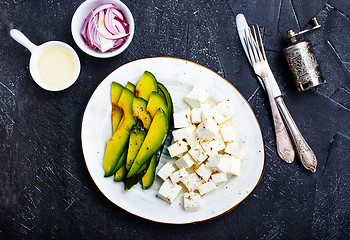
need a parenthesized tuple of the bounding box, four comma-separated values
(244, 28, 256, 64)
(256, 25, 267, 60)
(248, 27, 260, 62)
(252, 26, 263, 62)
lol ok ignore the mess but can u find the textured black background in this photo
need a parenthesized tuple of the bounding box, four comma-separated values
(1, 0, 349, 239)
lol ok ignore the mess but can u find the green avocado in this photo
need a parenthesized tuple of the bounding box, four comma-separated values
(126, 108, 169, 178)
(132, 97, 152, 130)
(135, 71, 158, 101)
(111, 82, 124, 133)
(126, 121, 147, 171)
(103, 88, 136, 177)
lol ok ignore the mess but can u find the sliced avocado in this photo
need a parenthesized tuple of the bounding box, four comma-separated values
(126, 81, 136, 93)
(111, 82, 124, 133)
(114, 164, 127, 182)
(123, 165, 148, 191)
(132, 97, 152, 129)
(126, 121, 147, 171)
(111, 148, 127, 175)
(146, 92, 168, 118)
(103, 88, 136, 177)
(141, 147, 162, 189)
(157, 82, 174, 123)
(126, 108, 169, 178)
(135, 71, 158, 101)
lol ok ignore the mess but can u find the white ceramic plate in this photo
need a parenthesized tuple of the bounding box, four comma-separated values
(81, 57, 265, 224)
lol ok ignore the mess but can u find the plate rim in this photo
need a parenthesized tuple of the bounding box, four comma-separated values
(80, 56, 266, 224)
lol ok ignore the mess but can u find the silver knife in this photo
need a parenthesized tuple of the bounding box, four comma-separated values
(236, 13, 317, 172)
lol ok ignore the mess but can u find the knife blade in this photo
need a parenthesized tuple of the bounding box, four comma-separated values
(236, 13, 282, 98)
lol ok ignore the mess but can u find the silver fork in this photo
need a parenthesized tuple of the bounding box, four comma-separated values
(245, 26, 295, 164)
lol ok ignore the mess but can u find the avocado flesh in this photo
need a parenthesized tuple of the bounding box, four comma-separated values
(111, 82, 124, 133)
(126, 108, 168, 178)
(132, 97, 152, 130)
(103, 88, 136, 177)
(135, 71, 158, 101)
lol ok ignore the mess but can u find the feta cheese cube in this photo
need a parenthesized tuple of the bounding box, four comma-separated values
(220, 125, 239, 142)
(167, 140, 189, 158)
(200, 134, 225, 157)
(181, 173, 202, 192)
(206, 155, 231, 173)
(184, 134, 199, 148)
(225, 141, 244, 159)
(228, 155, 241, 176)
(175, 153, 195, 169)
(184, 86, 210, 108)
(211, 172, 228, 185)
(172, 125, 196, 142)
(169, 168, 190, 184)
(157, 162, 176, 181)
(173, 108, 191, 129)
(200, 104, 213, 120)
(184, 192, 202, 211)
(157, 179, 182, 204)
(211, 100, 235, 124)
(195, 164, 212, 182)
(188, 144, 207, 164)
(198, 180, 217, 195)
(196, 117, 220, 140)
(190, 108, 202, 124)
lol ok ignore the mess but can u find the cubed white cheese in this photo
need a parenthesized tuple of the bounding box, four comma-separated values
(200, 134, 225, 157)
(195, 164, 212, 182)
(188, 144, 207, 164)
(184, 86, 210, 108)
(184, 192, 202, 211)
(211, 172, 228, 185)
(173, 108, 191, 129)
(167, 139, 189, 158)
(175, 153, 195, 169)
(228, 155, 241, 176)
(206, 154, 232, 173)
(225, 141, 244, 159)
(184, 134, 199, 148)
(172, 125, 196, 142)
(220, 125, 239, 142)
(190, 108, 202, 124)
(169, 168, 190, 184)
(200, 104, 213, 120)
(157, 162, 176, 181)
(181, 173, 202, 192)
(198, 180, 217, 195)
(196, 117, 220, 140)
(157, 179, 182, 204)
(211, 100, 235, 124)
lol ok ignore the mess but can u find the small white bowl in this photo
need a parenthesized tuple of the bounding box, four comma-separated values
(71, 0, 135, 58)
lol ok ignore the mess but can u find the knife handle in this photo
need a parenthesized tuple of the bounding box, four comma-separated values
(275, 97, 317, 172)
(261, 76, 295, 163)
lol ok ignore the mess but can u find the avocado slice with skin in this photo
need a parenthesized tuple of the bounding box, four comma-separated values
(103, 88, 136, 177)
(135, 71, 158, 101)
(126, 81, 136, 93)
(146, 92, 169, 118)
(111, 82, 124, 134)
(126, 108, 169, 178)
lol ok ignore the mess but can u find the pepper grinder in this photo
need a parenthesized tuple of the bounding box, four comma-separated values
(283, 17, 324, 91)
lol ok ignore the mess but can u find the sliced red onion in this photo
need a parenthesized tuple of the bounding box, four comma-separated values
(81, 4, 130, 53)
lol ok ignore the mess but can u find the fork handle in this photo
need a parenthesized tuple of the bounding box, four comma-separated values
(275, 97, 317, 172)
(261, 76, 295, 163)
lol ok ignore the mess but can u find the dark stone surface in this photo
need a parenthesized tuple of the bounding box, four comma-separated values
(0, 0, 349, 239)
